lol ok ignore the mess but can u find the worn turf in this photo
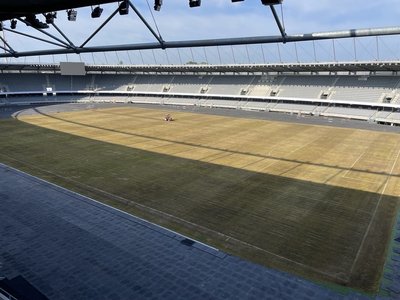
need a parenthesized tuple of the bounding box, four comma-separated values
(1, 106, 400, 292)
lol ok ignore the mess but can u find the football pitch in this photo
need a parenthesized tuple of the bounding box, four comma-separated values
(1, 105, 400, 292)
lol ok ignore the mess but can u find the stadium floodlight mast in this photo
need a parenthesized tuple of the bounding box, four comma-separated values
(0, 0, 399, 59)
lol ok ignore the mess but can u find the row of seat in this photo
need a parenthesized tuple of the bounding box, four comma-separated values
(66, 95, 400, 125)
(1, 73, 400, 104)
(2, 92, 400, 125)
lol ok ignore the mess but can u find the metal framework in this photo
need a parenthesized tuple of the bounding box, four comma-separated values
(0, 1, 400, 58)
(2, 61, 400, 74)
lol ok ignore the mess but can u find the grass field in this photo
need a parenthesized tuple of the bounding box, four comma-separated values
(1, 105, 400, 293)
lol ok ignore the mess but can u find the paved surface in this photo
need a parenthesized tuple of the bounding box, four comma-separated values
(0, 104, 54, 119)
(3, 102, 400, 133)
(0, 163, 397, 300)
(380, 216, 400, 298)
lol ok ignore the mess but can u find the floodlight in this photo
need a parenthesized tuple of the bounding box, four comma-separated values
(45, 12, 57, 24)
(91, 6, 103, 18)
(10, 19, 17, 29)
(25, 14, 49, 29)
(67, 9, 77, 21)
(189, 0, 201, 7)
(261, 0, 283, 5)
(154, 0, 162, 11)
(119, 0, 129, 15)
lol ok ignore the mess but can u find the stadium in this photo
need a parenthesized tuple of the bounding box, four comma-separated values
(1, 1, 400, 299)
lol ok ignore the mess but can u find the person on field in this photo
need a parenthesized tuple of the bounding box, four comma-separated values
(164, 114, 173, 121)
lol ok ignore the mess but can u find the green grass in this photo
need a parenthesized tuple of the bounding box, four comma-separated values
(1, 108, 400, 293)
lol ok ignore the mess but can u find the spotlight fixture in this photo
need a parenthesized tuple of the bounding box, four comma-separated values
(91, 6, 103, 18)
(189, 0, 201, 7)
(10, 19, 17, 29)
(67, 9, 77, 21)
(261, 0, 283, 5)
(25, 14, 49, 29)
(154, 0, 162, 11)
(45, 12, 57, 24)
(119, 0, 129, 15)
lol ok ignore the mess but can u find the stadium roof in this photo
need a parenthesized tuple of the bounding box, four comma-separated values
(3, 61, 400, 74)
(0, 0, 398, 68)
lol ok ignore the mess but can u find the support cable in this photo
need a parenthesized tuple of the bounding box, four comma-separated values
(376, 37, 380, 61)
(127, 51, 133, 64)
(203, 47, 209, 64)
(144, 0, 163, 41)
(260, 44, 266, 63)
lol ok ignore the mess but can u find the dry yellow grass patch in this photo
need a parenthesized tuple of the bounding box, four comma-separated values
(20, 106, 400, 197)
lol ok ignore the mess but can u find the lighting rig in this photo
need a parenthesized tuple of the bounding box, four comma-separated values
(189, 0, 201, 8)
(10, 19, 17, 29)
(45, 12, 57, 24)
(150, 0, 284, 10)
(67, 9, 77, 21)
(118, 1, 129, 15)
(25, 14, 49, 29)
(91, 6, 104, 18)
(12, 0, 390, 60)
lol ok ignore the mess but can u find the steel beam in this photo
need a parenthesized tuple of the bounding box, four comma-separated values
(16, 17, 73, 49)
(0, 35, 15, 54)
(128, 1, 164, 46)
(50, 22, 77, 49)
(270, 6, 286, 40)
(2, 26, 400, 58)
(3, 28, 69, 49)
(80, 7, 120, 48)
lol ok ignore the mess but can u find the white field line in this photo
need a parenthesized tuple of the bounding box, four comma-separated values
(0, 156, 349, 283)
(348, 146, 400, 277)
(269, 133, 322, 158)
(0, 161, 219, 253)
(342, 149, 396, 184)
(263, 134, 324, 172)
(342, 149, 367, 178)
(341, 174, 382, 184)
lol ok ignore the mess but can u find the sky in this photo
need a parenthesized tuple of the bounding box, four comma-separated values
(2, 0, 400, 64)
